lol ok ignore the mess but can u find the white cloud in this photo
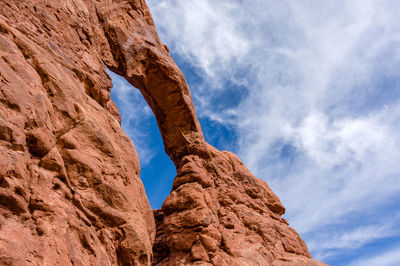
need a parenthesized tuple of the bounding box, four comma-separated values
(349, 246, 400, 266)
(147, 0, 400, 263)
(149, 0, 249, 79)
(308, 215, 400, 260)
(293, 110, 394, 168)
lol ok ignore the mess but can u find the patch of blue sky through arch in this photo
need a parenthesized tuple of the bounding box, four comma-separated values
(141, 0, 400, 265)
(109, 70, 176, 210)
(108, 62, 242, 210)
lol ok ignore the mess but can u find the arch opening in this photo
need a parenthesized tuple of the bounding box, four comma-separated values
(108, 69, 175, 209)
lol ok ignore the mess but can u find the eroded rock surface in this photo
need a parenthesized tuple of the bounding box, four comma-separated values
(0, 0, 325, 265)
(0, 0, 158, 264)
(152, 143, 325, 266)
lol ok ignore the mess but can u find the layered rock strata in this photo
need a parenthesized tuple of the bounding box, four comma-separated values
(0, 0, 325, 265)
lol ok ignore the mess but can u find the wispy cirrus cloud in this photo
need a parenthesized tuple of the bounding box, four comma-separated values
(349, 245, 400, 266)
(147, 0, 400, 264)
(308, 214, 400, 260)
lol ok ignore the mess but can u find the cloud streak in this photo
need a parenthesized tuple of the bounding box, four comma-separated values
(349, 245, 400, 266)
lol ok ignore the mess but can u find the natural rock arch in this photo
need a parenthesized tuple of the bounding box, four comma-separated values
(0, 0, 325, 265)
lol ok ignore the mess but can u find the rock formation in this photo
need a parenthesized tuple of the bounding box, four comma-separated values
(0, 0, 325, 265)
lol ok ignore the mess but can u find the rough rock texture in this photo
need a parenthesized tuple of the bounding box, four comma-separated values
(152, 144, 326, 266)
(0, 0, 158, 265)
(0, 0, 325, 265)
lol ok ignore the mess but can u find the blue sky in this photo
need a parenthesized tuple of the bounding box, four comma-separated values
(110, 1, 400, 265)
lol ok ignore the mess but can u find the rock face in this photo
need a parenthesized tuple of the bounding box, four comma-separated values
(0, 0, 325, 265)
(152, 144, 325, 265)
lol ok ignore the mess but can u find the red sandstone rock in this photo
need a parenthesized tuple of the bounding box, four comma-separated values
(153, 146, 326, 265)
(0, 0, 156, 264)
(0, 0, 326, 265)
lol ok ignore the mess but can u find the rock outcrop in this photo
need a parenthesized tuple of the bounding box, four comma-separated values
(0, 0, 325, 265)
(152, 144, 325, 265)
